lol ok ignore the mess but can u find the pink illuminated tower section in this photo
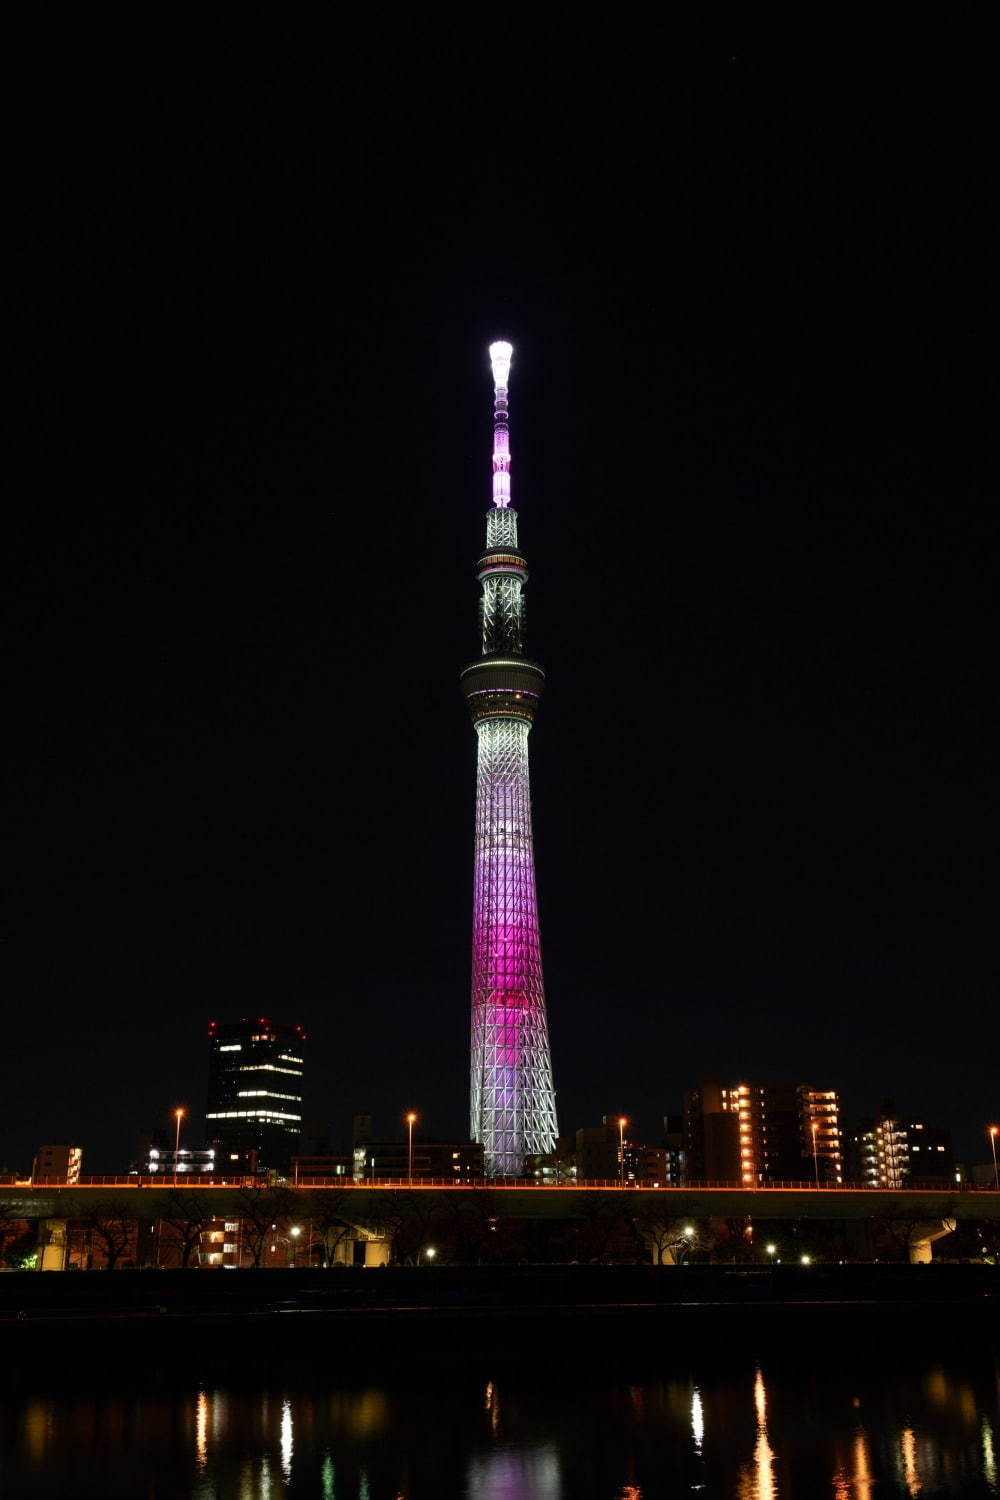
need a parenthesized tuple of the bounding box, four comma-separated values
(460, 341, 558, 1176)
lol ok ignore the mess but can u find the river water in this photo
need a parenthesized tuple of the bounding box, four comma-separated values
(1, 1336, 998, 1497)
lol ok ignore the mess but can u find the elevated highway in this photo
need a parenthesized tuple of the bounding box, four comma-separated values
(3, 1179, 998, 1224)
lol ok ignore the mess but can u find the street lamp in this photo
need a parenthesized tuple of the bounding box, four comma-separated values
(421, 1245, 436, 1266)
(618, 1118, 627, 1189)
(406, 1112, 418, 1184)
(989, 1126, 999, 1191)
(800, 1254, 812, 1265)
(811, 1121, 820, 1187)
(289, 1225, 301, 1268)
(766, 1243, 777, 1258)
(174, 1107, 186, 1178)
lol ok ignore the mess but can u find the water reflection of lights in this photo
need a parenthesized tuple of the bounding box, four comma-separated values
(466, 1444, 561, 1498)
(321, 1453, 336, 1500)
(280, 1398, 293, 1481)
(852, 1432, 874, 1500)
(22, 1400, 53, 1461)
(196, 1389, 209, 1468)
(737, 1368, 776, 1500)
(900, 1427, 921, 1496)
(484, 1378, 500, 1435)
(238, 1457, 255, 1500)
(329, 1390, 390, 1438)
(691, 1387, 704, 1454)
(983, 1418, 997, 1486)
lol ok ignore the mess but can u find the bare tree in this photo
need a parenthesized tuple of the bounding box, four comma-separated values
(632, 1200, 700, 1265)
(440, 1189, 501, 1265)
(0, 1203, 22, 1266)
(306, 1190, 354, 1267)
(159, 1191, 211, 1268)
(710, 1216, 757, 1263)
(576, 1192, 640, 1263)
(233, 1186, 300, 1268)
(367, 1190, 439, 1266)
(80, 1198, 135, 1270)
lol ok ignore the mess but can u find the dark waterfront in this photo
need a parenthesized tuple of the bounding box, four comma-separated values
(2, 1322, 998, 1499)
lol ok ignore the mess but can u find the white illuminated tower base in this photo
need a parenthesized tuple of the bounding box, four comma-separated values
(462, 343, 558, 1177)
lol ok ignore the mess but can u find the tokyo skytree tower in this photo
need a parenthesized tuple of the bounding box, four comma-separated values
(461, 341, 559, 1176)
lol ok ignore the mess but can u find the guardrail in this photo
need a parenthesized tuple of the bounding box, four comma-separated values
(1, 1175, 995, 1192)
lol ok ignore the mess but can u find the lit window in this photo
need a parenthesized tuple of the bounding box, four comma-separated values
(237, 1064, 301, 1076)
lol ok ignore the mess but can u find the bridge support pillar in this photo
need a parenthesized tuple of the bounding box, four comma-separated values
(908, 1217, 957, 1264)
(36, 1219, 68, 1271)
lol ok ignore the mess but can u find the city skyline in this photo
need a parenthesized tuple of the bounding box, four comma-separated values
(5, 36, 997, 1173)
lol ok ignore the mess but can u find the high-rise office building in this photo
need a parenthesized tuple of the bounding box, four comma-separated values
(204, 1017, 306, 1171)
(461, 342, 558, 1176)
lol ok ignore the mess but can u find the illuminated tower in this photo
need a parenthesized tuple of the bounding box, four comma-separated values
(461, 341, 558, 1176)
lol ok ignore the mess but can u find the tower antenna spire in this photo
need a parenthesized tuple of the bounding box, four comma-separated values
(489, 340, 513, 509)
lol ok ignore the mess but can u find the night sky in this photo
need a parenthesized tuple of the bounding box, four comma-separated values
(5, 21, 998, 1171)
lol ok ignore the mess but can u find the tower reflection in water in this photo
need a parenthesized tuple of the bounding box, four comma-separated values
(465, 1444, 561, 1499)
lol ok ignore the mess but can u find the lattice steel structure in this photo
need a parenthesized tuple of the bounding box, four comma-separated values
(461, 341, 558, 1176)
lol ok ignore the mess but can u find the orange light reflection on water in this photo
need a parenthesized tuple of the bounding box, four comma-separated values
(195, 1389, 208, 1469)
(484, 1379, 499, 1435)
(738, 1368, 777, 1500)
(853, 1431, 874, 1500)
(900, 1426, 921, 1496)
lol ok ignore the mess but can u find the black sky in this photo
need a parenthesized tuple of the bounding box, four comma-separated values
(5, 20, 998, 1170)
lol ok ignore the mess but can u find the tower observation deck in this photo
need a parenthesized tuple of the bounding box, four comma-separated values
(461, 341, 558, 1177)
